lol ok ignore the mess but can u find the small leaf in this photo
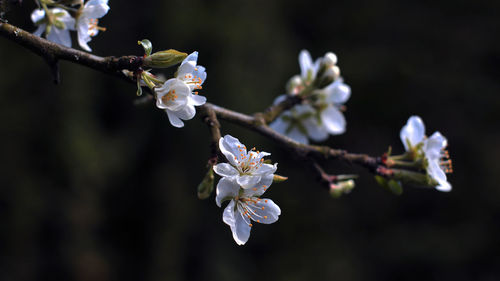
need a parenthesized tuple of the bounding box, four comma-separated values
(273, 174, 288, 183)
(197, 168, 214, 200)
(138, 39, 153, 56)
(387, 180, 403, 195)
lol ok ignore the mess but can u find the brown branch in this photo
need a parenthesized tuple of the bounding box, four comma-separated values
(1, 22, 388, 184)
(0, 22, 143, 79)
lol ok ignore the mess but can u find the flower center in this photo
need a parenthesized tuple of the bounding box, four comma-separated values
(237, 197, 270, 227)
(440, 149, 453, 173)
(161, 89, 178, 103)
(88, 18, 106, 36)
(183, 73, 203, 94)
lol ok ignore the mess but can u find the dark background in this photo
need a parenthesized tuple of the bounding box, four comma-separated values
(1, 0, 499, 280)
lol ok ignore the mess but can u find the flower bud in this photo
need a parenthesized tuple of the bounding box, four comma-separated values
(329, 179, 355, 198)
(323, 52, 338, 67)
(273, 174, 288, 183)
(197, 167, 214, 200)
(286, 75, 304, 95)
(315, 65, 340, 88)
(143, 49, 187, 68)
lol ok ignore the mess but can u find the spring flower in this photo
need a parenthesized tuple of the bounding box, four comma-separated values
(31, 8, 75, 47)
(214, 135, 277, 189)
(75, 0, 110, 52)
(155, 78, 202, 128)
(216, 177, 281, 245)
(400, 116, 452, 191)
(176, 51, 207, 93)
(155, 52, 207, 128)
(270, 79, 351, 144)
(270, 104, 327, 144)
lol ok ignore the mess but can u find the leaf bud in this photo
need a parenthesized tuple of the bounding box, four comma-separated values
(143, 49, 187, 69)
(273, 174, 288, 183)
(197, 167, 215, 200)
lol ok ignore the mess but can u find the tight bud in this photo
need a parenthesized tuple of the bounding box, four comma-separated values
(323, 52, 338, 67)
(329, 179, 355, 198)
(315, 65, 340, 88)
(143, 49, 187, 68)
(286, 75, 304, 95)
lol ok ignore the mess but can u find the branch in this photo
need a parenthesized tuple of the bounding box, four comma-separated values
(0, 22, 143, 79)
(1, 22, 388, 186)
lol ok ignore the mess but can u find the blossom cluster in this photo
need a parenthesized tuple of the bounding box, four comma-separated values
(31, 0, 109, 52)
(270, 50, 351, 144)
(213, 135, 281, 245)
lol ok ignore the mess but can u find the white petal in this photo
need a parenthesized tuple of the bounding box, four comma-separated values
(213, 163, 239, 178)
(245, 198, 281, 224)
(232, 203, 252, 245)
(57, 10, 76, 30)
(165, 109, 185, 128)
(47, 27, 72, 47)
(304, 118, 329, 142)
(189, 94, 206, 106)
(77, 21, 92, 51)
(287, 128, 309, 144)
(173, 104, 196, 121)
(193, 65, 207, 85)
(253, 163, 277, 176)
(325, 80, 351, 104)
(425, 131, 447, 160)
(182, 51, 198, 65)
(273, 94, 288, 105)
(428, 160, 452, 192)
(321, 106, 346, 135)
(219, 135, 246, 167)
(400, 116, 425, 151)
(299, 49, 313, 79)
(31, 9, 45, 23)
(237, 175, 262, 189)
(242, 174, 273, 197)
(223, 200, 251, 245)
(177, 62, 196, 80)
(83, 0, 110, 19)
(216, 178, 240, 207)
(269, 116, 288, 134)
(33, 25, 45, 37)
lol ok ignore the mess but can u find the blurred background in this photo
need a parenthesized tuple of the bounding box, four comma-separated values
(1, 0, 499, 280)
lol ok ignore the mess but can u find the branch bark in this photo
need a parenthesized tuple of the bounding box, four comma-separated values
(1, 22, 388, 186)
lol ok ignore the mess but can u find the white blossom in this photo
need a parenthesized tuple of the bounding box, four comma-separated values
(155, 52, 207, 128)
(270, 79, 351, 144)
(75, 0, 110, 52)
(31, 8, 75, 47)
(400, 116, 452, 191)
(214, 135, 277, 189)
(216, 177, 281, 245)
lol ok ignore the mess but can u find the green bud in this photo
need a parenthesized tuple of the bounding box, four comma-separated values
(138, 39, 153, 56)
(330, 180, 355, 198)
(273, 174, 288, 183)
(143, 49, 187, 68)
(197, 168, 215, 200)
(375, 175, 403, 195)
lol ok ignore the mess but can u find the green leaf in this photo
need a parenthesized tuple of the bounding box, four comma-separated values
(387, 180, 403, 195)
(138, 39, 153, 56)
